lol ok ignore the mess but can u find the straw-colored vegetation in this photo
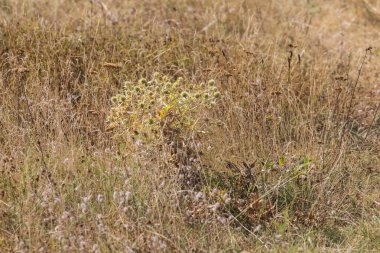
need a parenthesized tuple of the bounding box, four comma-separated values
(1, 0, 379, 252)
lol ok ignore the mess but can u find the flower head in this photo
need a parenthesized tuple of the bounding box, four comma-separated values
(138, 78, 147, 85)
(208, 79, 216, 86)
(214, 92, 221, 98)
(181, 91, 189, 98)
(134, 86, 142, 93)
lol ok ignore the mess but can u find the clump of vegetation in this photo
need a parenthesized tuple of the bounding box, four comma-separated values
(107, 74, 220, 153)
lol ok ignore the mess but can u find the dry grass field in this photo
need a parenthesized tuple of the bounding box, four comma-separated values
(1, 0, 380, 252)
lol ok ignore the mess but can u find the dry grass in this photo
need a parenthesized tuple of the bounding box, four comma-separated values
(1, 0, 380, 252)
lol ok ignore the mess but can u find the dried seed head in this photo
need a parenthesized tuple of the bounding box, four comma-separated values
(214, 92, 221, 98)
(181, 91, 189, 98)
(208, 79, 216, 86)
(138, 78, 147, 85)
(111, 96, 118, 103)
(119, 95, 127, 102)
(134, 86, 142, 93)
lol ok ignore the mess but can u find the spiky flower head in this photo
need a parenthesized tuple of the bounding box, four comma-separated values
(181, 91, 189, 98)
(134, 86, 142, 93)
(138, 78, 147, 85)
(111, 96, 118, 103)
(119, 95, 127, 102)
(208, 79, 216, 86)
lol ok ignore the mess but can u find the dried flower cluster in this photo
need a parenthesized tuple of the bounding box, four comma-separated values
(107, 73, 221, 150)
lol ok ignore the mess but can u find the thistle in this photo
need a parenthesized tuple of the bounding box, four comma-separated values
(107, 74, 221, 150)
(138, 78, 147, 86)
(208, 79, 215, 86)
(111, 96, 118, 103)
(134, 86, 142, 93)
(181, 91, 189, 98)
(214, 92, 221, 98)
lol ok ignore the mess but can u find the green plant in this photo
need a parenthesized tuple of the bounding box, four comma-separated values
(107, 73, 221, 152)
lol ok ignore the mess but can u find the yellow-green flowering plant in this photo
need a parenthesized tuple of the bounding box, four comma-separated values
(107, 73, 221, 152)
